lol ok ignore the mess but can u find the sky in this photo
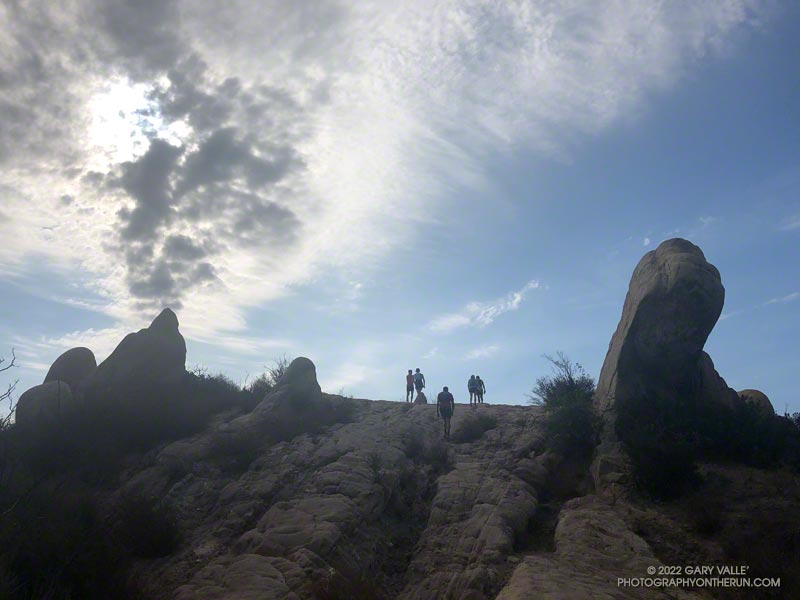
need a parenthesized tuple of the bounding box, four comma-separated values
(1, 1, 798, 414)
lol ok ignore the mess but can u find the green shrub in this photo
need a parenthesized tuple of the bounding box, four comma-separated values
(402, 428, 454, 472)
(367, 451, 383, 482)
(0, 482, 153, 599)
(529, 353, 597, 458)
(262, 396, 358, 444)
(617, 391, 800, 500)
(311, 565, 386, 600)
(243, 372, 273, 404)
(209, 428, 266, 473)
(111, 493, 181, 558)
(451, 413, 498, 444)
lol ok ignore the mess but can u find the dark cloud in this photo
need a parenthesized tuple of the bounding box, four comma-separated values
(163, 234, 207, 261)
(116, 139, 183, 241)
(2, 0, 315, 314)
(100, 0, 183, 75)
(176, 127, 300, 196)
(128, 259, 176, 300)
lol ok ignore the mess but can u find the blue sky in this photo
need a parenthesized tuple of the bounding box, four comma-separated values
(1, 1, 798, 414)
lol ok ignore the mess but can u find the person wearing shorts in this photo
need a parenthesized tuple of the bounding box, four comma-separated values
(437, 386, 455, 440)
(475, 375, 486, 403)
(406, 369, 414, 402)
(468, 375, 477, 405)
(413, 368, 426, 401)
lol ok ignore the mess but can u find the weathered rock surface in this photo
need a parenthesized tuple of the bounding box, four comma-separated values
(593, 239, 738, 487)
(738, 389, 774, 416)
(121, 385, 544, 600)
(43, 347, 96, 389)
(496, 496, 703, 599)
(15, 380, 74, 426)
(278, 356, 322, 402)
(83, 308, 186, 400)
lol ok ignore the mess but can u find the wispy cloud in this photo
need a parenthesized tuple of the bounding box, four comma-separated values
(464, 345, 499, 360)
(642, 237, 651, 247)
(779, 214, 800, 231)
(765, 292, 800, 305)
(428, 280, 540, 333)
(423, 347, 439, 360)
(719, 309, 745, 321)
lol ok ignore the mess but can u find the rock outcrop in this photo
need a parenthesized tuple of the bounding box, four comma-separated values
(83, 308, 187, 400)
(593, 239, 739, 487)
(497, 496, 701, 599)
(120, 389, 544, 600)
(15, 380, 74, 427)
(43, 347, 96, 389)
(738, 389, 775, 416)
(278, 356, 322, 403)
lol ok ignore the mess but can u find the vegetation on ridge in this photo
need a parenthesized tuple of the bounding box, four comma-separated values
(528, 352, 598, 460)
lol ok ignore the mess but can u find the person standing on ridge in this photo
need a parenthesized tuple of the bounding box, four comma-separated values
(413, 368, 426, 402)
(437, 386, 455, 440)
(468, 374, 477, 405)
(405, 369, 414, 402)
(476, 375, 486, 404)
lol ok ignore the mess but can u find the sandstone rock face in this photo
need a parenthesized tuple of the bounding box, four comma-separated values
(595, 238, 728, 414)
(84, 308, 186, 399)
(44, 347, 96, 389)
(122, 398, 543, 600)
(496, 496, 702, 600)
(278, 356, 321, 402)
(738, 389, 774, 416)
(593, 239, 738, 487)
(697, 351, 740, 408)
(15, 381, 74, 426)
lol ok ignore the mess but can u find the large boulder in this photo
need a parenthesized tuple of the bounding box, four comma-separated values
(738, 389, 774, 416)
(593, 239, 738, 487)
(15, 381, 74, 427)
(44, 347, 96, 389)
(83, 308, 187, 400)
(277, 357, 321, 403)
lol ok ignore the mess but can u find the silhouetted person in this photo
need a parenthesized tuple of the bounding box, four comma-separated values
(437, 386, 455, 440)
(405, 369, 414, 402)
(413, 368, 426, 401)
(476, 375, 486, 403)
(468, 374, 477, 405)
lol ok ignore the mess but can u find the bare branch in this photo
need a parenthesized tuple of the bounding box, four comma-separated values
(0, 348, 17, 373)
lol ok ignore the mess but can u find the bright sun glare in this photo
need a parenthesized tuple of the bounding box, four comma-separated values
(86, 77, 191, 168)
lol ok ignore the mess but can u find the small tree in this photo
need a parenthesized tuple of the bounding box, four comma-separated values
(266, 354, 292, 387)
(243, 354, 293, 402)
(0, 349, 18, 429)
(528, 352, 597, 458)
(0, 349, 20, 511)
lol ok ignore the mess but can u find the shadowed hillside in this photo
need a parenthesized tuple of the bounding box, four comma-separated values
(2, 239, 799, 599)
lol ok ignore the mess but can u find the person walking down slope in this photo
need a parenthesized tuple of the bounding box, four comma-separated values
(468, 375, 477, 406)
(437, 386, 455, 440)
(476, 375, 486, 404)
(406, 369, 414, 403)
(413, 368, 426, 402)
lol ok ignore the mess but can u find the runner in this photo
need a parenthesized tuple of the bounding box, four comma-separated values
(405, 369, 414, 402)
(413, 368, 426, 402)
(476, 375, 486, 404)
(437, 386, 455, 440)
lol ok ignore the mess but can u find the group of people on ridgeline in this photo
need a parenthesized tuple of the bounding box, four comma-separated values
(404, 368, 488, 440)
